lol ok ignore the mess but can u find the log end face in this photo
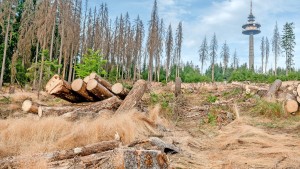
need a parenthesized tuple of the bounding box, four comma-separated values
(89, 72, 97, 79)
(86, 79, 98, 91)
(112, 83, 124, 94)
(83, 76, 90, 83)
(22, 100, 33, 112)
(71, 79, 84, 92)
(285, 100, 299, 113)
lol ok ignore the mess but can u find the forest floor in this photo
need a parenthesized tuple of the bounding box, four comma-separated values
(0, 82, 300, 168)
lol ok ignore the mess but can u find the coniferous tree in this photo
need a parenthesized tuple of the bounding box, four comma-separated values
(265, 37, 269, 74)
(165, 24, 173, 82)
(0, 0, 18, 89)
(198, 36, 208, 74)
(147, 0, 159, 82)
(220, 41, 230, 76)
(174, 21, 183, 78)
(281, 22, 295, 75)
(260, 36, 265, 73)
(209, 33, 218, 82)
(232, 49, 239, 70)
(272, 22, 281, 76)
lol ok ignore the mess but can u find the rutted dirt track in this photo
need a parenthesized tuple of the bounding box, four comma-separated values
(165, 118, 300, 168)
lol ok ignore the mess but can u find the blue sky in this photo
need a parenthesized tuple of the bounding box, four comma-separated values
(89, 0, 300, 70)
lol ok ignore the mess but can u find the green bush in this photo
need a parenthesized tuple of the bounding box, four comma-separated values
(75, 49, 107, 78)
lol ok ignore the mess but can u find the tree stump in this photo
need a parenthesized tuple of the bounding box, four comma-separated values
(175, 77, 182, 97)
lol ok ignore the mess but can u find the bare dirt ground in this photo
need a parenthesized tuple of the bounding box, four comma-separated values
(1, 82, 300, 169)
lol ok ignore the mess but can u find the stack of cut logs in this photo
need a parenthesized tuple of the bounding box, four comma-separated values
(279, 81, 300, 114)
(232, 80, 300, 114)
(22, 73, 146, 119)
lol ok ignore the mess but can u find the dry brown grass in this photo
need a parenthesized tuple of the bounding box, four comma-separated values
(0, 107, 163, 158)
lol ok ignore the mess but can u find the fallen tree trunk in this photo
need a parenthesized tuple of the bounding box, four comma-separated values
(71, 79, 98, 102)
(264, 79, 282, 101)
(111, 83, 129, 99)
(297, 84, 300, 96)
(22, 100, 39, 114)
(0, 140, 120, 168)
(231, 82, 268, 91)
(45, 75, 86, 103)
(90, 73, 112, 91)
(115, 79, 147, 114)
(86, 79, 114, 100)
(48, 149, 169, 169)
(285, 93, 299, 114)
(38, 96, 122, 118)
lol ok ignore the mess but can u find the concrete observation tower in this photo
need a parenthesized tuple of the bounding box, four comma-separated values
(242, 0, 261, 69)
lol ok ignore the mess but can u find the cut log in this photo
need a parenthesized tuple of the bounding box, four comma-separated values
(47, 140, 120, 162)
(231, 82, 268, 91)
(264, 79, 282, 101)
(48, 149, 169, 169)
(45, 75, 86, 103)
(285, 93, 299, 114)
(83, 75, 90, 83)
(0, 140, 120, 168)
(297, 84, 300, 96)
(22, 100, 39, 114)
(89, 72, 112, 91)
(175, 77, 182, 97)
(128, 137, 180, 155)
(38, 96, 122, 118)
(71, 79, 98, 102)
(111, 83, 129, 99)
(86, 79, 114, 100)
(115, 79, 147, 114)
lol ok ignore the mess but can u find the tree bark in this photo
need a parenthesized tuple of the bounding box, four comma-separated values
(285, 93, 299, 114)
(22, 100, 39, 114)
(32, 43, 39, 90)
(115, 79, 147, 114)
(47, 149, 168, 169)
(45, 75, 85, 103)
(175, 77, 182, 97)
(264, 79, 282, 101)
(0, 14, 11, 90)
(86, 79, 114, 100)
(89, 72, 112, 91)
(111, 83, 129, 99)
(71, 79, 98, 102)
(38, 96, 121, 118)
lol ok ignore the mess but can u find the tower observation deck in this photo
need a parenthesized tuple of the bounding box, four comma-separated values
(242, 0, 261, 69)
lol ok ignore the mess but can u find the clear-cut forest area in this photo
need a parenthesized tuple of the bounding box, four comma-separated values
(0, 0, 299, 168)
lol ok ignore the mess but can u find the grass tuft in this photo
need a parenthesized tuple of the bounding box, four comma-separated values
(250, 99, 285, 118)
